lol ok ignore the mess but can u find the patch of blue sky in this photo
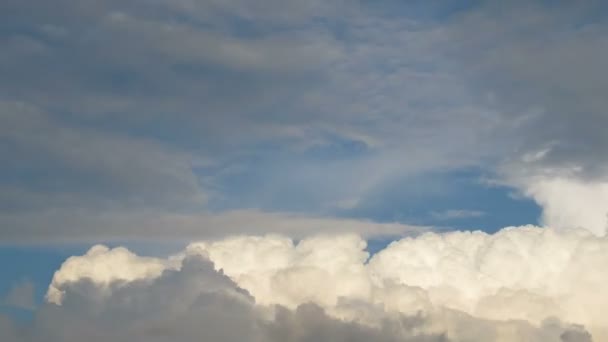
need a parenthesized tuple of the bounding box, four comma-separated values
(201, 139, 540, 233)
(340, 168, 541, 233)
(0, 246, 83, 315)
(199, 136, 373, 212)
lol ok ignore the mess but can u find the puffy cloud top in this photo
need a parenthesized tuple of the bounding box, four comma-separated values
(47, 244, 177, 304)
(45, 225, 608, 340)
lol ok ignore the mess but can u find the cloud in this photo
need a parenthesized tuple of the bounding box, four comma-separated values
(10, 252, 445, 342)
(463, 1, 608, 177)
(42, 224, 607, 340)
(0, 208, 425, 243)
(402, 1, 608, 239)
(430, 209, 485, 220)
(518, 177, 608, 236)
(7, 255, 260, 342)
(0, 0, 512, 242)
(46, 244, 176, 305)
(0, 228, 595, 342)
(0, 101, 205, 211)
(2, 280, 35, 310)
(1, 3, 607, 339)
(188, 226, 608, 339)
(5, 0, 605, 242)
(186, 234, 372, 308)
(0, 99, 425, 243)
(442, 1, 608, 212)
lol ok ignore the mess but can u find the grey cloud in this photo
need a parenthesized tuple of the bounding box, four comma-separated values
(443, 312, 595, 342)
(264, 304, 447, 342)
(0, 0, 495, 240)
(444, 1, 608, 179)
(2, 280, 35, 311)
(561, 329, 593, 342)
(0, 208, 423, 243)
(0, 0, 340, 111)
(1, 0, 607, 240)
(0, 0, 501, 155)
(430, 209, 485, 220)
(0, 101, 204, 211)
(25, 257, 258, 342)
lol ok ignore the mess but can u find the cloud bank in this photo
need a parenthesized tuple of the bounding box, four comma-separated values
(33, 224, 606, 341)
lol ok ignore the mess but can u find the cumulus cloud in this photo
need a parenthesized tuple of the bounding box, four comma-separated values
(519, 177, 608, 236)
(187, 234, 372, 308)
(8, 252, 447, 342)
(46, 244, 178, 305)
(8, 255, 259, 342)
(41, 224, 606, 340)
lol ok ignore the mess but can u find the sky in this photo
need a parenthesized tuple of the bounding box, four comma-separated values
(1, 0, 608, 341)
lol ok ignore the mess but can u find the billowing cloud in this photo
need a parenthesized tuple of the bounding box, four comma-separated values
(46, 244, 178, 305)
(517, 177, 608, 236)
(41, 224, 606, 340)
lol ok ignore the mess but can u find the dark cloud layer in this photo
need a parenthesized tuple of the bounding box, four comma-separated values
(1, 0, 607, 238)
(445, 1, 608, 178)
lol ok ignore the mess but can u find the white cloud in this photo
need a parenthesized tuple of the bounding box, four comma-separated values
(368, 226, 607, 333)
(46, 244, 177, 305)
(522, 177, 608, 236)
(501, 162, 608, 237)
(44, 224, 608, 340)
(186, 234, 372, 308)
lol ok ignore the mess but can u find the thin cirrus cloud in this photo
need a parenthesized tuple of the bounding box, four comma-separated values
(430, 209, 485, 221)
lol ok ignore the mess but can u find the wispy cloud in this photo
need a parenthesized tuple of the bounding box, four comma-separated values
(430, 209, 485, 220)
(2, 280, 35, 311)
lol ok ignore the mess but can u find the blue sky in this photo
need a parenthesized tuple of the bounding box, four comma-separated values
(2, 0, 608, 315)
